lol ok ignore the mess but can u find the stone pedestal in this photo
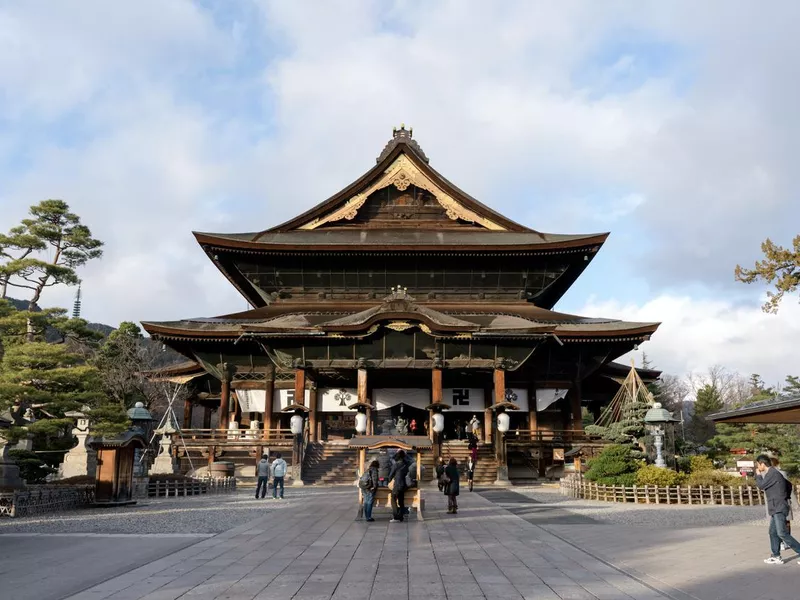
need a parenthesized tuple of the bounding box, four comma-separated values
(58, 417, 97, 480)
(494, 465, 511, 486)
(0, 436, 25, 490)
(150, 436, 178, 475)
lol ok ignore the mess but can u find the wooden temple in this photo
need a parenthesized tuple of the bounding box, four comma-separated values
(142, 126, 660, 482)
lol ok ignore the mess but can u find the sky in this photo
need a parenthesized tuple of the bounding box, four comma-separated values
(0, 1, 798, 386)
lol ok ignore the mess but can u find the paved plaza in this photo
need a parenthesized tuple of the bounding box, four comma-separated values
(0, 485, 797, 600)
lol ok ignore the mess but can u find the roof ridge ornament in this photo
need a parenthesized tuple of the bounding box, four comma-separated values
(377, 124, 429, 164)
(385, 286, 414, 302)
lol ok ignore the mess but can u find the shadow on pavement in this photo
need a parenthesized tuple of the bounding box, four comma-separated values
(477, 488, 600, 525)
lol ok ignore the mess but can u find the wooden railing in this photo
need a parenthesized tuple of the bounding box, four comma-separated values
(179, 428, 295, 443)
(507, 429, 606, 444)
(147, 476, 236, 498)
(560, 476, 766, 506)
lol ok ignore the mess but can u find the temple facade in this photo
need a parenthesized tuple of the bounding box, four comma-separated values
(142, 127, 660, 482)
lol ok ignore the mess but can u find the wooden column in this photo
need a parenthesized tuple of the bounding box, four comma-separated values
(358, 367, 371, 435)
(571, 379, 584, 434)
(218, 364, 232, 430)
(203, 407, 212, 429)
(493, 367, 506, 406)
(183, 397, 194, 429)
(263, 364, 275, 440)
(483, 385, 492, 444)
(528, 388, 538, 435)
(294, 365, 306, 407)
(430, 366, 442, 442)
(308, 385, 318, 442)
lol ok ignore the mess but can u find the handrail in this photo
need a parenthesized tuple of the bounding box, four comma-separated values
(180, 428, 295, 442)
(507, 429, 605, 444)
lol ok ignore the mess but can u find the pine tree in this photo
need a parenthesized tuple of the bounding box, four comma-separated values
(735, 234, 800, 313)
(689, 383, 723, 445)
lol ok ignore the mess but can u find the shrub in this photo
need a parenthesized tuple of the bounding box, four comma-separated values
(686, 469, 747, 486)
(584, 444, 641, 485)
(50, 475, 95, 486)
(635, 465, 685, 486)
(689, 455, 715, 473)
(8, 449, 55, 484)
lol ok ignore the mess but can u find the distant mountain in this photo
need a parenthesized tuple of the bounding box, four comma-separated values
(5, 297, 114, 340)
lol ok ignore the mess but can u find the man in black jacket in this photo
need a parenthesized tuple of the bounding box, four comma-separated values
(388, 450, 409, 523)
(755, 454, 800, 564)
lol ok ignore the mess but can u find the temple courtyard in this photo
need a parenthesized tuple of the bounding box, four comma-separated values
(0, 486, 796, 600)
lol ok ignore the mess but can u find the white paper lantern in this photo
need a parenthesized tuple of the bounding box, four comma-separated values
(355, 411, 368, 434)
(497, 412, 510, 433)
(290, 414, 304, 435)
(432, 412, 444, 433)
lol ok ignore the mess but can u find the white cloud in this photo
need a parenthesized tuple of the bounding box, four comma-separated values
(582, 294, 800, 386)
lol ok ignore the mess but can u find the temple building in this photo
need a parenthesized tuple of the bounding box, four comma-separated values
(142, 126, 660, 483)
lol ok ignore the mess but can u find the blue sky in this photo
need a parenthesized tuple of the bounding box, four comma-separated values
(0, 1, 798, 385)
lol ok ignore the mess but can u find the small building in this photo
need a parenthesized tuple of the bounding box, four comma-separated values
(90, 430, 147, 504)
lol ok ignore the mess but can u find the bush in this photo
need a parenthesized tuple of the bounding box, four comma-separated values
(689, 455, 715, 473)
(50, 475, 95, 486)
(584, 444, 641, 485)
(686, 469, 748, 486)
(635, 465, 685, 486)
(8, 449, 55, 484)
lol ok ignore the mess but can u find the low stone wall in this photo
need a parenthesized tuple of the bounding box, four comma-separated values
(560, 475, 766, 506)
(0, 485, 95, 518)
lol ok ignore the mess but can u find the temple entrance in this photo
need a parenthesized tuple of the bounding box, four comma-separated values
(321, 413, 356, 440)
(373, 403, 427, 436)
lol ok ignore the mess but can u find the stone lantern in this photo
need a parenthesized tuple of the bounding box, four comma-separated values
(59, 409, 97, 480)
(643, 402, 676, 468)
(126, 402, 153, 476)
(150, 414, 179, 475)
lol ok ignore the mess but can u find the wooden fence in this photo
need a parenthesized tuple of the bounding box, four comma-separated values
(560, 476, 766, 506)
(0, 485, 95, 518)
(147, 476, 236, 498)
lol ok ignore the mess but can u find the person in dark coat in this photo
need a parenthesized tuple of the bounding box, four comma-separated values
(388, 450, 409, 523)
(377, 452, 391, 487)
(435, 457, 446, 492)
(755, 454, 800, 564)
(363, 460, 379, 522)
(444, 457, 460, 514)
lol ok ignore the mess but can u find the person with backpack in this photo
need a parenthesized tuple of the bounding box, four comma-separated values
(255, 454, 270, 499)
(755, 454, 800, 564)
(387, 449, 409, 523)
(771, 457, 797, 551)
(359, 460, 379, 522)
(271, 452, 287, 499)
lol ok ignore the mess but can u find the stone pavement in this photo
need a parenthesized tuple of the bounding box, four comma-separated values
(48, 488, 670, 600)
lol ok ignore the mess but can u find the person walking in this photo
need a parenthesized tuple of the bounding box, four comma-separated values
(362, 460, 379, 522)
(755, 454, 800, 564)
(469, 414, 480, 438)
(771, 457, 797, 551)
(271, 452, 287, 499)
(388, 450, 409, 523)
(444, 457, 460, 514)
(255, 454, 270, 499)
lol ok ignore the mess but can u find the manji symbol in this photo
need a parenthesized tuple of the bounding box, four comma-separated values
(452, 389, 470, 406)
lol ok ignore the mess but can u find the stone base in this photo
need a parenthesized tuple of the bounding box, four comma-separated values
(59, 451, 97, 480)
(291, 479, 305, 487)
(494, 466, 511, 487)
(0, 460, 26, 490)
(150, 458, 178, 475)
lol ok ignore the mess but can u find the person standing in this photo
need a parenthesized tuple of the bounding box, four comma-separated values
(755, 454, 800, 564)
(410, 419, 417, 435)
(362, 460, 379, 522)
(271, 452, 287, 499)
(444, 457, 460, 514)
(435, 456, 446, 492)
(771, 457, 797, 551)
(255, 454, 270, 499)
(388, 450, 409, 523)
(469, 414, 480, 439)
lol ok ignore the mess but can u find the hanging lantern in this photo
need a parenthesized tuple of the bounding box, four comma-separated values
(432, 412, 444, 433)
(355, 411, 368, 434)
(290, 414, 304, 435)
(497, 411, 510, 433)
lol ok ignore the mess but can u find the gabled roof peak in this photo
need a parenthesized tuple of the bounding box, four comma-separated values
(377, 124, 429, 164)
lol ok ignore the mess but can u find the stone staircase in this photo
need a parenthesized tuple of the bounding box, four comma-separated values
(301, 442, 359, 486)
(440, 441, 498, 485)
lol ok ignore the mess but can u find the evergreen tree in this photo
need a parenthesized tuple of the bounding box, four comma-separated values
(689, 383, 723, 445)
(735, 233, 800, 313)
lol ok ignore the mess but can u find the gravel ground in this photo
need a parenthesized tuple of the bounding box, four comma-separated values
(0, 487, 350, 535)
(510, 484, 770, 528)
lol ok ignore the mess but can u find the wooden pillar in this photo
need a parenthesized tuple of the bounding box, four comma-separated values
(528, 388, 538, 435)
(308, 385, 318, 443)
(483, 384, 493, 444)
(358, 367, 372, 435)
(218, 363, 232, 431)
(430, 366, 442, 442)
(183, 397, 194, 429)
(203, 407, 212, 429)
(493, 367, 506, 406)
(571, 379, 584, 435)
(294, 365, 306, 407)
(263, 364, 275, 440)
